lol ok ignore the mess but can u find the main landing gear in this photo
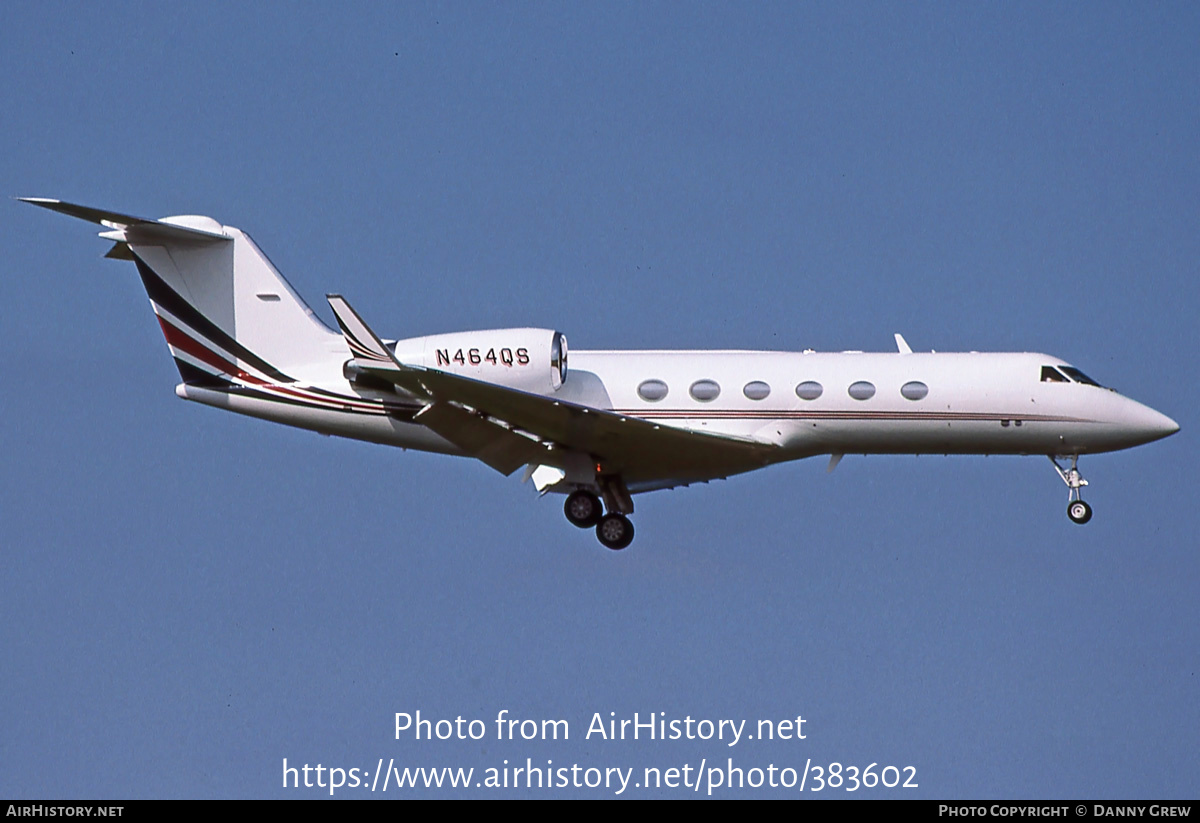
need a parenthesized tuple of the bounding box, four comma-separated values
(564, 490, 603, 528)
(1049, 455, 1092, 524)
(563, 482, 636, 550)
(596, 513, 635, 551)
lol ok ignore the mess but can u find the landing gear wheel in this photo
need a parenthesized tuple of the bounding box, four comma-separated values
(1067, 500, 1092, 524)
(564, 491, 603, 528)
(1051, 456, 1093, 525)
(596, 513, 635, 550)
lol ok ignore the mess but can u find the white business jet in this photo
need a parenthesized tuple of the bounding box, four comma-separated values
(23, 198, 1179, 550)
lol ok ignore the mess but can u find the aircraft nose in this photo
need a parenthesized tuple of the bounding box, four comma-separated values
(1156, 411, 1181, 438)
(1127, 401, 1179, 445)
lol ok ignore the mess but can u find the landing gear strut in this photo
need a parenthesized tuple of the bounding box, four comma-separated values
(594, 475, 635, 550)
(1050, 455, 1092, 524)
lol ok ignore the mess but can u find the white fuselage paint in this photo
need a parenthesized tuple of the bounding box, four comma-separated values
(24, 197, 1177, 541)
(572, 350, 1175, 458)
(178, 347, 1178, 468)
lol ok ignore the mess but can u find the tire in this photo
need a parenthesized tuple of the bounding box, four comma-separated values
(1067, 500, 1093, 524)
(595, 513, 635, 550)
(564, 491, 603, 528)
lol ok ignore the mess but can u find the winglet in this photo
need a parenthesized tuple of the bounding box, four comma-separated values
(894, 333, 912, 354)
(326, 294, 406, 373)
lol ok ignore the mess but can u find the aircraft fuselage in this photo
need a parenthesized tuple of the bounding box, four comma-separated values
(179, 348, 1177, 466)
(26, 196, 1179, 548)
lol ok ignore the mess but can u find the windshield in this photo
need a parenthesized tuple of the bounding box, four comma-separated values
(1059, 366, 1103, 387)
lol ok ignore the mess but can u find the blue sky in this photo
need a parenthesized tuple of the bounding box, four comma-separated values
(2, 2, 1196, 798)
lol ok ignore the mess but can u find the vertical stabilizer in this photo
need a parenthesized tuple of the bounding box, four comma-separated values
(129, 227, 340, 384)
(22, 198, 340, 385)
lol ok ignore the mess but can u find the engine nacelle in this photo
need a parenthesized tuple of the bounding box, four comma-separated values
(390, 328, 568, 393)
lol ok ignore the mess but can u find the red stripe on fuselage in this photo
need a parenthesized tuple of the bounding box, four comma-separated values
(155, 314, 410, 414)
(157, 315, 242, 378)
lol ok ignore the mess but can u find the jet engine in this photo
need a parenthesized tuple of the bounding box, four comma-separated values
(386, 328, 568, 393)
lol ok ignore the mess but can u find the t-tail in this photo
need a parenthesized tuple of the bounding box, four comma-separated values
(20, 198, 341, 388)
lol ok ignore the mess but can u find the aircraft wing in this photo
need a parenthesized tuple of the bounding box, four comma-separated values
(327, 295, 779, 485)
(391, 362, 780, 483)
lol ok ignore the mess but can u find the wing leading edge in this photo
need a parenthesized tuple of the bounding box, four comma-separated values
(326, 295, 779, 486)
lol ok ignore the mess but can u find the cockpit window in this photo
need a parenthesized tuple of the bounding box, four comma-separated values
(1060, 366, 1102, 387)
(1041, 366, 1069, 383)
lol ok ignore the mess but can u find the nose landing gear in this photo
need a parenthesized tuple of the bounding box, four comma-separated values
(1050, 455, 1092, 524)
(1067, 499, 1093, 524)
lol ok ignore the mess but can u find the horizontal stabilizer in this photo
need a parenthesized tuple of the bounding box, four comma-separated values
(19, 197, 230, 243)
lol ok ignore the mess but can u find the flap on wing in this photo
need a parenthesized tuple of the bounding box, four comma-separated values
(414, 402, 548, 476)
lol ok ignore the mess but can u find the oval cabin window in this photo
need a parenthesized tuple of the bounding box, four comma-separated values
(795, 381, 823, 400)
(689, 379, 721, 402)
(743, 381, 771, 401)
(901, 381, 929, 401)
(637, 379, 669, 402)
(848, 381, 876, 400)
